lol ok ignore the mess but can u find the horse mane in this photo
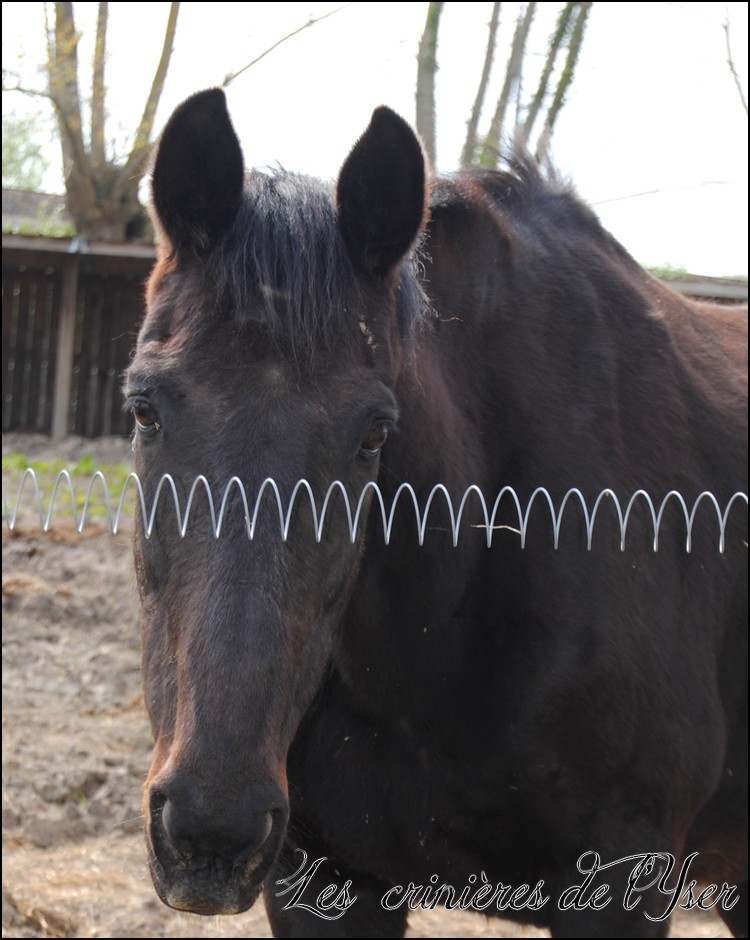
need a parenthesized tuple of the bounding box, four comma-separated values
(204, 169, 429, 359)
(437, 154, 641, 274)
(429, 155, 658, 332)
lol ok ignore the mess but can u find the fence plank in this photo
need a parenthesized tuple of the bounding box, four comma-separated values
(2, 267, 62, 434)
(51, 256, 79, 440)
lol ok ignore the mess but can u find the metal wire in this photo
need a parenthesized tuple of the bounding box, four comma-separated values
(2, 468, 747, 553)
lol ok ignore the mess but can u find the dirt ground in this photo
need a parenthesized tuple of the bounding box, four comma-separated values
(2, 434, 733, 939)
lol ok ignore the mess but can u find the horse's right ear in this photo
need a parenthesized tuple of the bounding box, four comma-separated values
(151, 89, 244, 256)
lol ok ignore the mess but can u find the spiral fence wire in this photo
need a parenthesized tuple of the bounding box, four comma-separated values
(2, 468, 747, 553)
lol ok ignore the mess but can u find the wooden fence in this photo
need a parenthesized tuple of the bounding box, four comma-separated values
(3, 236, 155, 438)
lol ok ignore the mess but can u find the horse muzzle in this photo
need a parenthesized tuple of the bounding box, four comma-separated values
(146, 774, 289, 915)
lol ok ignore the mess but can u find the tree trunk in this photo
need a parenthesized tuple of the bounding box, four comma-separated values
(416, 2, 444, 166)
(63, 166, 147, 242)
(90, 2, 108, 173)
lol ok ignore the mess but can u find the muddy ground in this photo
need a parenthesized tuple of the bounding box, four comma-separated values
(2, 434, 732, 938)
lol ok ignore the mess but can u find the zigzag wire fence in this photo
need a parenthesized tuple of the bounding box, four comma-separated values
(2, 468, 747, 553)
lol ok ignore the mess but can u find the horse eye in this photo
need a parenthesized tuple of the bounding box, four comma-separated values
(132, 399, 161, 434)
(359, 423, 390, 459)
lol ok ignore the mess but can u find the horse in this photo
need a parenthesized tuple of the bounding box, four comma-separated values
(125, 88, 747, 938)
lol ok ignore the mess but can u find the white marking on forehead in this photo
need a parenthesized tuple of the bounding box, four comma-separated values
(647, 301, 665, 321)
(359, 319, 377, 350)
(260, 283, 292, 302)
(265, 365, 287, 386)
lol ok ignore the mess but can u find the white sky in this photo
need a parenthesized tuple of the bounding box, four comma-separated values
(2, 1, 748, 276)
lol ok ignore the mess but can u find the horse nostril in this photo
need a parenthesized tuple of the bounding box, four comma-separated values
(157, 794, 195, 857)
(161, 798, 178, 846)
(149, 787, 168, 835)
(153, 785, 278, 862)
(260, 810, 273, 846)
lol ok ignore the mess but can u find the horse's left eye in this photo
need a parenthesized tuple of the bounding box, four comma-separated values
(132, 399, 161, 434)
(359, 423, 390, 459)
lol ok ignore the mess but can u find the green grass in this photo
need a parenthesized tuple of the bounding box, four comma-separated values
(2, 452, 137, 525)
(2, 217, 77, 238)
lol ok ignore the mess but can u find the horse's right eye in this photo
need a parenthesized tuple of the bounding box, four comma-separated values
(132, 399, 161, 434)
(359, 422, 391, 459)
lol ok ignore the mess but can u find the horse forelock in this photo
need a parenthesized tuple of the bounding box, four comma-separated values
(181, 169, 429, 361)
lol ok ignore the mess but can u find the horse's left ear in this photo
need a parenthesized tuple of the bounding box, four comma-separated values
(337, 107, 427, 277)
(151, 88, 244, 256)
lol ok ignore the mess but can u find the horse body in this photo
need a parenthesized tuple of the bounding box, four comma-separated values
(126, 90, 747, 937)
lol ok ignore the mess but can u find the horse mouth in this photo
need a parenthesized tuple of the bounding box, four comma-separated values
(146, 801, 286, 915)
(155, 856, 265, 916)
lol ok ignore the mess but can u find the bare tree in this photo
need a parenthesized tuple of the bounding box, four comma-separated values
(42, 1, 180, 241)
(3, 2, 180, 241)
(416, 1, 593, 170)
(4, 2, 352, 241)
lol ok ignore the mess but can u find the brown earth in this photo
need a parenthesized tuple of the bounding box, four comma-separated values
(1, 435, 733, 938)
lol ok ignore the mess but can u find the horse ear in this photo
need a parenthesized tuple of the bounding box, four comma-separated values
(337, 107, 427, 277)
(151, 88, 244, 256)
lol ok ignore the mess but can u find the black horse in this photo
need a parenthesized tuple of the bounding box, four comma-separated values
(125, 89, 747, 937)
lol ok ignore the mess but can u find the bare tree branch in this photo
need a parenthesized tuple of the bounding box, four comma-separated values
(481, 2, 537, 164)
(723, 16, 748, 116)
(120, 0, 180, 183)
(416, 1, 444, 165)
(14, 2, 350, 238)
(535, 1, 592, 162)
(460, 2, 501, 167)
(47, 2, 90, 181)
(91, 2, 108, 171)
(594, 180, 730, 205)
(2, 79, 53, 100)
(515, 1, 575, 151)
(222, 4, 352, 87)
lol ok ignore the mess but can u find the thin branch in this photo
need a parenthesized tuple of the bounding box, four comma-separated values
(2, 80, 54, 100)
(3, 79, 88, 154)
(535, 1, 592, 162)
(723, 17, 748, 116)
(222, 4, 352, 87)
(460, 2, 501, 167)
(3, 78, 86, 133)
(594, 181, 730, 205)
(91, 2, 108, 171)
(120, 1, 180, 182)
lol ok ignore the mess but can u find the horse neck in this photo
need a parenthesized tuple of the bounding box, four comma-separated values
(396, 213, 709, 498)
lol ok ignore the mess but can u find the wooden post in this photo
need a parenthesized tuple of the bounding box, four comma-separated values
(51, 253, 80, 440)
